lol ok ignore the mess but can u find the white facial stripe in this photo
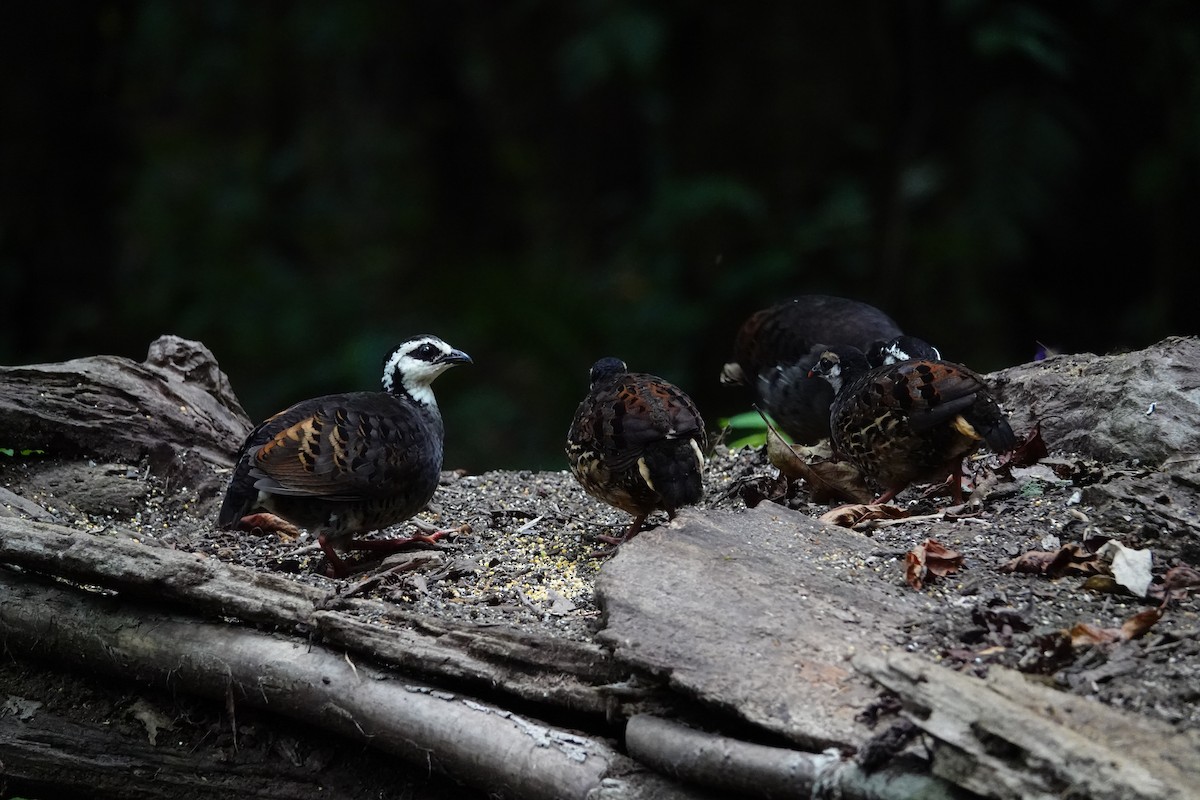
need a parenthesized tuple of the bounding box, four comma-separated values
(380, 336, 463, 405)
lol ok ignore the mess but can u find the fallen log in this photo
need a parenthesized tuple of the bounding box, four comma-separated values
(854, 651, 1200, 800)
(0, 516, 625, 717)
(0, 567, 701, 800)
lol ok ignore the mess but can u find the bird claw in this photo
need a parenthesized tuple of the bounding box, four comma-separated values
(237, 512, 303, 540)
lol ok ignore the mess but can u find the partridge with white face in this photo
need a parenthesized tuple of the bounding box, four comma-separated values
(217, 334, 471, 576)
(808, 345, 1016, 504)
(567, 357, 707, 548)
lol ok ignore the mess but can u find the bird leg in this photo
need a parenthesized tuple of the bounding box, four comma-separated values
(874, 485, 905, 505)
(318, 533, 352, 578)
(347, 521, 471, 553)
(594, 514, 647, 546)
(321, 523, 469, 578)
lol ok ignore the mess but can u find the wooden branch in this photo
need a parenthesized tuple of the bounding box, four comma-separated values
(625, 715, 972, 800)
(0, 335, 251, 482)
(853, 652, 1200, 800)
(0, 699, 411, 800)
(0, 516, 625, 716)
(0, 568, 700, 800)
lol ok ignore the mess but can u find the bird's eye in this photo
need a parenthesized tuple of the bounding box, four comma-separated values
(415, 343, 438, 360)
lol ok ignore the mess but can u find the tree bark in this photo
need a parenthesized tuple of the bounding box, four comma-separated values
(0, 567, 699, 800)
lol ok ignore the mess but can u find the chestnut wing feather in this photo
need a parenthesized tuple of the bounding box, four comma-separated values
(251, 392, 441, 500)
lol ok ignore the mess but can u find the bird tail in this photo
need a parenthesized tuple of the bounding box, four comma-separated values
(216, 460, 257, 529)
(640, 438, 705, 512)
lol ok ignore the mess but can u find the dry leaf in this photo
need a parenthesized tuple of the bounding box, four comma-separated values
(760, 410, 873, 503)
(1003, 421, 1049, 468)
(998, 542, 1104, 577)
(1156, 564, 1200, 604)
(1068, 622, 1121, 646)
(906, 538, 963, 590)
(820, 503, 909, 528)
(1067, 607, 1164, 647)
(1120, 607, 1163, 640)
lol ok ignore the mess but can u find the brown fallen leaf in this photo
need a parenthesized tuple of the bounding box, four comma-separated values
(760, 409, 873, 503)
(1067, 606, 1164, 647)
(998, 542, 1105, 578)
(905, 538, 963, 590)
(819, 503, 910, 529)
(1120, 607, 1164, 640)
(1002, 420, 1049, 468)
(1151, 564, 1200, 605)
(1068, 622, 1122, 647)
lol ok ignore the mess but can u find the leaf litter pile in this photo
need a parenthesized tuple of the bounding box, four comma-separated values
(2, 427, 1198, 735)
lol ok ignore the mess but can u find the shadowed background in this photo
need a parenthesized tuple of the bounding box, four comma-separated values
(2, 2, 1197, 472)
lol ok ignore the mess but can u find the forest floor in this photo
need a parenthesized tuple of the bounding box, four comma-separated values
(1, 438, 1198, 798)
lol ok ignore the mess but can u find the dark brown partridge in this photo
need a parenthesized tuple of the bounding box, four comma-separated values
(566, 357, 707, 547)
(217, 335, 471, 577)
(720, 295, 905, 444)
(808, 345, 1017, 504)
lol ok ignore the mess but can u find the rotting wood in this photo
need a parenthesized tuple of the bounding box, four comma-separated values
(0, 516, 625, 716)
(624, 714, 974, 800)
(0, 568, 703, 800)
(0, 335, 251, 485)
(0, 699, 450, 800)
(853, 651, 1200, 800)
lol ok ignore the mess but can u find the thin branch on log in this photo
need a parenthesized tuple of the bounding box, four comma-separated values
(0, 568, 700, 800)
(0, 517, 626, 716)
(853, 652, 1200, 800)
(624, 714, 973, 800)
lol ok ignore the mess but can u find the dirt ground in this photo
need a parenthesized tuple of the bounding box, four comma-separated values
(1, 434, 1198, 797)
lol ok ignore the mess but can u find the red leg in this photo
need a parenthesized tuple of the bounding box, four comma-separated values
(346, 522, 470, 553)
(318, 532, 351, 578)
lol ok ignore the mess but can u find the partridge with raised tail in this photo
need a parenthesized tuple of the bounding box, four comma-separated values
(217, 334, 471, 576)
(808, 345, 1016, 503)
(567, 357, 707, 546)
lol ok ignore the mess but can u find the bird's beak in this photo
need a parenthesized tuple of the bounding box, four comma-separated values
(438, 349, 473, 366)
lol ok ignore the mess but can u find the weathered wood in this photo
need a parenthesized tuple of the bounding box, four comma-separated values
(595, 503, 922, 752)
(989, 335, 1200, 465)
(0, 568, 702, 800)
(624, 715, 973, 800)
(0, 698, 453, 800)
(854, 651, 1200, 800)
(0, 516, 623, 716)
(0, 335, 251, 482)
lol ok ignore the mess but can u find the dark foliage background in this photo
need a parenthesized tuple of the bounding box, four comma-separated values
(2, 1, 1198, 471)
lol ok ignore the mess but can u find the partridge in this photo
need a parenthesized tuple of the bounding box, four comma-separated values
(721, 296, 905, 444)
(217, 335, 471, 576)
(566, 357, 707, 545)
(807, 345, 1016, 504)
(867, 335, 942, 367)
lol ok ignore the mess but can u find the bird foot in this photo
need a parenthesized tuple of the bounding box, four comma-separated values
(237, 512, 303, 540)
(347, 522, 471, 553)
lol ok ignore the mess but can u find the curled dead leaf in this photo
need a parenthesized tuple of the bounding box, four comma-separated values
(1067, 607, 1164, 647)
(905, 538, 963, 590)
(998, 542, 1104, 578)
(1068, 622, 1121, 647)
(1120, 607, 1163, 640)
(1002, 420, 1049, 468)
(820, 503, 910, 529)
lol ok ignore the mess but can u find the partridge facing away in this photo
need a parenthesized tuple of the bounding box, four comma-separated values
(567, 357, 707, 546)
(807, 345, 1016, 504)
(720, 296, 907, 444)
(217, 335, 471, 577)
